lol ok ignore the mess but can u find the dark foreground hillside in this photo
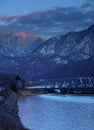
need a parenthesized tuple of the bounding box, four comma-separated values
(0, 89, 29, 130)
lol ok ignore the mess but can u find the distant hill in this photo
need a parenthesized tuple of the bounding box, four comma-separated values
(36, 56, 94, 80)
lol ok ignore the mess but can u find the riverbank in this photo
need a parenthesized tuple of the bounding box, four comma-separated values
(18, 88, 49, 96)
(0, 88, 28, 130)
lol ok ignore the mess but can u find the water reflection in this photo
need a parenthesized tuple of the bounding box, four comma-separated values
(18, 95, 94, 130)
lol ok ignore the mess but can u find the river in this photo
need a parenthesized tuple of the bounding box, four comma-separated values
(18, 94, 94, 130)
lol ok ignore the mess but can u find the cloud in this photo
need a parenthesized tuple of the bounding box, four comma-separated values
(83, 0, 94, 9)
(0, 4, 94, 38)
(15, 7, 85, 26)
(17, 6, 94, 29)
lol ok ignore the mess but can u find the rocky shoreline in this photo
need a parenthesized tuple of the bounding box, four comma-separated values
(0, 88, 29, 130)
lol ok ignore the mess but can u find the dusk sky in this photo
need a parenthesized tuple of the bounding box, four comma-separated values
(0, 0, 86, 16)
(0, 0, 94, 38)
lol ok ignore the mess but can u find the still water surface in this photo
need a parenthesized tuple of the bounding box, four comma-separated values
(18, 94, 94, 130)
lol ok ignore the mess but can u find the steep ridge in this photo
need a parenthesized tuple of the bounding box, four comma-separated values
(34, 25, 94, 61)
(0, 25, 94, 81)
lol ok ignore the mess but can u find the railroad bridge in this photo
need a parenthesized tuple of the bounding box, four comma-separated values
(21, 77, 94, 95)
(44, 77, 94, 94)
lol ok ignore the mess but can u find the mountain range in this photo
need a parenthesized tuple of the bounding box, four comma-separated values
(0, 32, 44, 57)
(0, 25, 94, 82)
